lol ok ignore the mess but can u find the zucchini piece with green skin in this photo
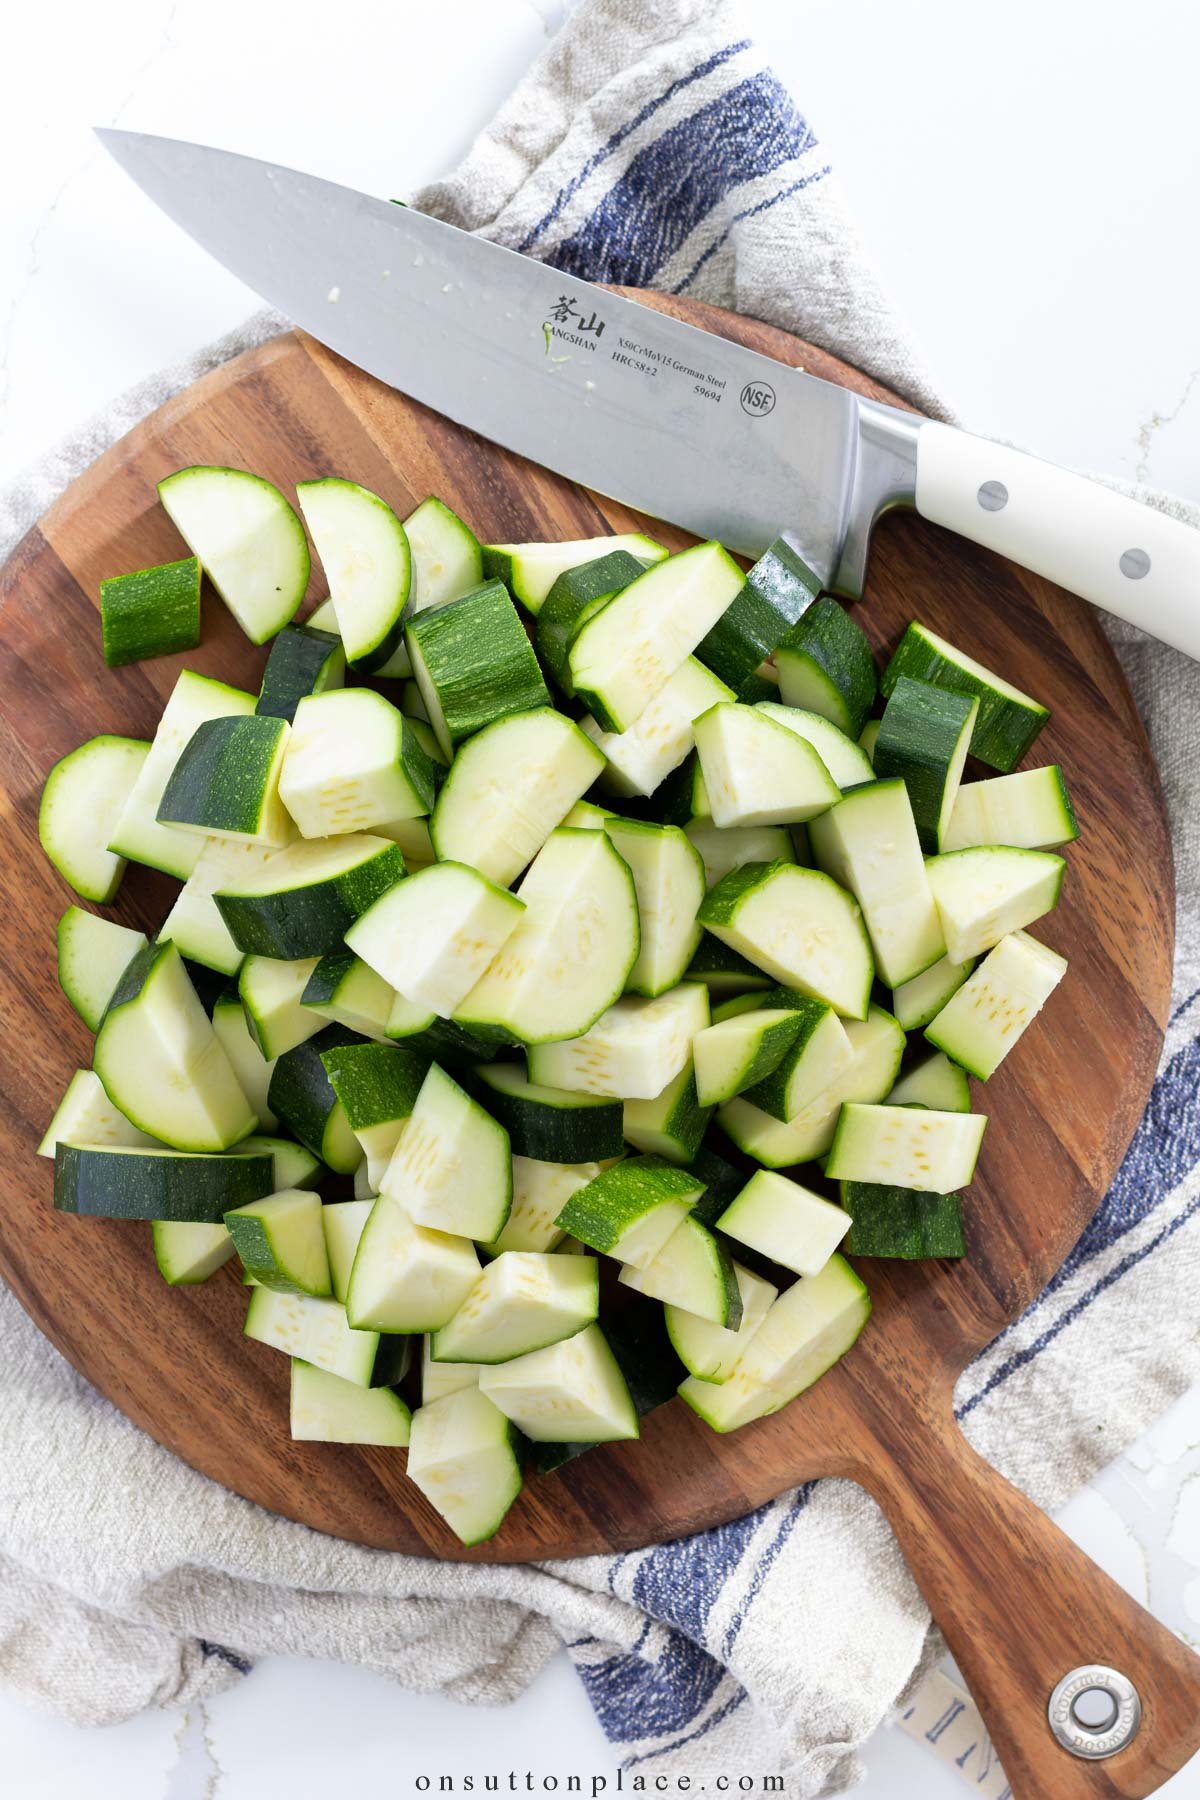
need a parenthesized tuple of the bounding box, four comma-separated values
(685, 1145, 751, 1226)
(322, 1198, 374, 1304)
(716, 1169, 850, 1277)
(555, 1155, 705, 1269)
(301, 949, 395, 1041)
(407, 1387, 524, 1546)
(303, 595, 411, 681)
(346, 860, 525, 1019)
(213, 987, 278, 1131)
(583, 658, 734, 799)
(623, 1063, 712, 1165)
(95, 940, 257, 1152)
(56, 907, 147, 1031)
(684, 820, 795, 888)
(826, 1102, 987, 1193)
(482, 533, 667, 615)
(698, 860, 874, 1019)
(159, 838, 285, 976)
(320, 1039, 430, 1190)
(695, 532, 821, 691)
(527, 981, 710, 1101)
(407, 579, 550, 758)
(378, 1062, 511, 1240)
(874, 676, 979, 852)
(225, 1188, 332, 1296)
(373, 814, 436, 867)
(234, 1134, 323, 1191)
(479, 1322, 639, 1445)
(346, 1193, 482, 1333)
(402, 496, 483, 622)
(692, 992, 810, 1106)
(108, 670, 257, 879)
(774, 598, 876, 737)
(560, 799, 615, 830)
(530, 1302, 677, 1474)
(666, 1261, 777, 1384)
(152, 1220, 236, 1285)
(885, 1050, 971, 1113)
(754, 702, 875, 790)
(925, 846, 1065, 962)
(536, 551, 648, 694)
(38, 1069, 156, 1159)
(290, 1360, 412, 1446)
(619, 1216, 741, 1327)
(570, 542, 746, 734)
(295, 478, 410, 672)
(54, 1143, 272, 1220)
(943, 765, 1079, 852)
(683, 933, 772, 998)
(215, 833, 407, 959)
(485, 1156, 607, 1255)
(256, 622, 345, 722)
(679, 1255, 870, 1432)
(718, 1004, 905, 1168)
(924, 929, 1066, 1080)
(244, 1286, 409, 1387)
(279, 688, 437, 839)
(267, 1026, 364, 1174)
(890, 950, 977, 1031)
(421, 1336, 480, 1403)
(741, 999, 854, 1122)
(159, 466, 309, 644)
(859, 719, 880, 762)
(841, 1183, 966, 1259)
(238, 955, 323, 1061)
(455, 829, 639, 1045)
(100, 556, 201, 668)
(385, 995, 510, 1066)
(431, 708, 605, 889)
(808, 780, 945, 987)
(881, 622, 1049, 773)
(473, 1065, 623, 1163)
(654, 752, 711, 826)
(430, 1252, 599, 1364)
(604, 818, 705, 997)
(40, 735, 151, 904)
(157, 713, 292, 846)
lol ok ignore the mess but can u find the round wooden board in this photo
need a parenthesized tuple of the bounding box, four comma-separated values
(0, 296, 1173, 1563)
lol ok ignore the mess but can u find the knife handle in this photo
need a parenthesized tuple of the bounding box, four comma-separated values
(914, 422, 1200, 660)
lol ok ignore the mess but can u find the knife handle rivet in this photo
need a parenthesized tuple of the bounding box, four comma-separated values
(1120, 547, 1151, 579)
(977, 479, 1009, 512)
(1047, 1665, 1141, 1759)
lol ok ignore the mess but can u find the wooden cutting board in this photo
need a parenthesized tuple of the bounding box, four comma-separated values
(2, 294, 1197, 1798)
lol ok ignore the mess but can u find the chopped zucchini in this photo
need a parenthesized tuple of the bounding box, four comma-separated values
(56, 907, 147, 1031)
(881, 622, 1049, 773)
(826, 1103, 987, 1193)
(407, 579, 550, 758)
(698, 861, 874, 1019)
(536, 550, 647, 695)
(214, 833, 407, 959)
(213, 987, 278, 1132)
(741, 998, 853, 1122)
(402, 496, 483, 619)
(841, 1183, 965, 1259)
(692, 996, 812, 1106)
(486, 1156, 605, 1255)
(473, 1066, 623, 1164)
(603, 818, 705, 996)
(54, 1143, 272, 1221)
(555, 1155, 704, 1269)
(100, 556, 202, 668)
(430, 1251, 599, 1363)
(38, 1068, 156, 1159)
(479, 1323, 639, 1444)
(244, 1286, 407, 1387)
(483, 533, 666, 615)
(345, 1195, 481, 1334)
(295, 478, 410, 671)
(256, 622, 345, 722)
(238, 955, 323, 1060)
(301, 949, 395, 1040)
(774, 598, 876, 737)
(421, 1335, 480, 1404)
(754, 701, 874, 789)
(623, 1062, 712, 1164)
(716, 1169, 850, 1277)
(268, 1026, 363, 1173)
(583, 658, 734, 799)
(684, 820, 796, 888)
(874, 677, 979, 852)
(224, 1188, 332, 1296)
(943, 766, 1079, 852)
(925, 847, 1066, 962)
(693, 703, 840, 829)
(40, 734, 151, 903)
(619, 1216, 741, 1327)
(666, 1261, 777, 1384)
(808, 780, 945, 987)
(924, 929, 1067, 1079)
(885, 1050, 971, 1113)
(527, 981, 710, 1100)
(279, 688, 436, 838)
(290, 1360, 412, 1446)
(159, 837, 287, 976)
(157, 713, 292, 846)
(152, 1220, 236, 1285)
(346, 859, 525, 1019)
(695, 532, 820, 691)
(377, 1062, 510, 1240)
(322, 1199, 374, 1304)
(407, 1387, 524, 1545)
(159, 466, 309, 644)
(891, 951, 977, 1032)
(319, 1038, 429, 1189)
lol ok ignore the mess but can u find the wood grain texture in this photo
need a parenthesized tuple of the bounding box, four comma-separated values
(1, 293, 1196, 1797)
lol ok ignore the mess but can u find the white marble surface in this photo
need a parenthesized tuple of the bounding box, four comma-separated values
(2, 0, 1199, 1794)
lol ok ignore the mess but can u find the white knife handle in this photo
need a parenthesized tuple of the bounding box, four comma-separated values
(914, 421, 1200, 658)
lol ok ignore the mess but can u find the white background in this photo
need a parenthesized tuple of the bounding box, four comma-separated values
(2, 1, 1198, 1795)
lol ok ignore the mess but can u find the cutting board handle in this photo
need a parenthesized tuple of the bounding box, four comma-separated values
(856, 1397, 1200, 1797)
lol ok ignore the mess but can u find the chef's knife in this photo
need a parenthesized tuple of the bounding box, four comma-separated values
(96, 130, 1200, 658)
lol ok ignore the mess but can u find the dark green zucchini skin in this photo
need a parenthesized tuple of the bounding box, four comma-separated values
(471, 1071, 624, 1162)
(685, 1144, 749, 1227)
(392, 1014, 517, 1068)
(54, 1144, 273, 1221)
(683, 933, 771, 993)
(533, 1302, 681, 1475)
(695, 533, 820, 691)
(215, 842, 407, 958)
(157, 714, 287, 835)
(536, 551, 646, 694)
(841, 1181, 965, 1258)
(100, 556, 202, 668)
(776, 597, 877, 736)
(880, 623, 1049, 773)
(268, 1026, 362, 1158)
(320, 1040, 430, 1130)
(256, 623, 345, 722)
(300, 948, 361, 1009)
(874, 675, 976, 851)
(654, 753, 708, 826)
(407, 580, 550, 747)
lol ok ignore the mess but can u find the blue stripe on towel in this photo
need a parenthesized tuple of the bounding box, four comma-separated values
(671, 163, 831, 293)
(578, 1632, 729, 1742)
(631, 1506, 764, 1639)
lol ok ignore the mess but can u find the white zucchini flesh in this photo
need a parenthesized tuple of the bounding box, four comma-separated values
(279, 688, 434, 837)
(885, 1050, 972, 1113)
(403, 496, 483, 617)
(378, 1064, 511, 1240)
(943, 765, 1079, 852)
(666, 1262, 777, 1384)
(808, 780, 945, 987)
(618, 1217, 737, 1325)
(160, 837, 290, 976)
(554, 1157, 704, 1268)
(373, 815, 435, 867)
(158, 466, 309, 644)
(684, 821, 795, 888)
(303, 955, 395, 1042)
(754, 702, 875, 789)
(56, 907, 147, 1032)
(152, 1221, 236, 1286)
(322, 1198, 374, 1304)
(212, 996, 278, 1133)
(225, 1189, 331, 1296)
(295, 479, 410, 670)
(431, 708, 606, 888)
(234, 1134, 323, 1193)
(701, 864, 874, 1020)
(290, 1361, 411, 1446)
(604, 820, 707, 997)
(345, 1195, 481, 1333)
(692, 1005, 809, 1107)
(693, 704, 840, 828)
(489, 533, 667, 615)
(486, 1156, 604, 1254)
(890, 950, 977, 1032)
(527, 981, 710, 1100)
(456, 829, 639, 1044)
(421, 1336, 480, 1403)
(430, 1252, 599, 1363)
(407, 1388, 523, 1546)
(37, 1069, 156, 1158)
(679, 1255, 870, 1432)
(925, 929, 1067, 1080)
(716, 1169, 851, 1277)
(582, 657, 733, 798)
(478, 1323, 639, 1443)
(39, 735, 150, 904)
(238, 956, 323, 1061)
(925, 847, 1066, 962)
(108, 670, 256, 880)
(859, 720, 880, 763)
(244, 1287, 384, 1386)
(827, 1103, 987, 1194)
(347, 860, 525, 1018)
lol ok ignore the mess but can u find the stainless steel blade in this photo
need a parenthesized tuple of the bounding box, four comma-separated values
(96, 130, 913, 584)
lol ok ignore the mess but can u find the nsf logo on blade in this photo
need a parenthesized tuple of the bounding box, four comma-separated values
(739, 380, 777, 418)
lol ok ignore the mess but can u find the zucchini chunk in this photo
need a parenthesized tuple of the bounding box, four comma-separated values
(692, 995, 811, 1106)
(377, 1063, 510, 1240)
(583, 658, 734, 799)
(40, 734, 150, 903)
(234, 1134, 322, 1193)
(881, 622, 1049, 773)
(529, 1303, 678, 1475)
(244, 1286, 408, 1388)
(320, 1039, 429, 1190)
(755, 702, 875, 789)
(214, 833, 407, 959)
(890, 950, 977, 1032)
(684, 820, 796, 888)
(431, 708, 605, 888)
(826, 1103, 987, 1193)
(623, 1062, 712, 1164)
(407, 579, 550, 758)
(693, 703, 840, 829)
(256, 622, 345, 722)
(268, 1027, 363, 1173)
(925, 929, 1067, 1080)
(407, 1387, 524, 1545)
(421, 1336, 480, 1404)
(99, 555, 202, 668)
(619, 1216, 741, 1327)
(279, 688, 437, 838)
(159, 838, 287, 976)
(157, 713, 292, 846)
(295, 478, 410, 671)
(774, 598, 876, 737)
(290, 1360, 412, 1446)
(322, 1199, 373, 1304)
(537, 551, 647, 695)
(56, 907, 147, 1031)
(479, 1322, 639, 1444)
(347, 860, 525, 1019)
(666, 1261, 777, 1384)
(874, 676, 979, 852)
(54, 1143, 272, 1221)
(604, 821, 704, 998)
(403, 496, 483, 619)
(301, 949, 395, 1040)
(213, 987, 278, 1131)
(159, 466, 309, 644)
(943, 765, 1079, 852)
(225, 1189, 332, 1296)
(699, 861, 874, 1019)
(152, 1220, 236, 1286)
(485, 1156, 607, 1255)
(841, 1183, 966, 1260)
(695, 532, 821, 691)
(885, 1050, 971, 1113)
(483, 532, 667, 614)
(684, 934, 772, 999)
(38, 1068, 155, 1159)
(473, 1066, 623, 1164)
(527, 981, 710, 1100)
(741, 998, 854, 1122)
(716, 1169, 851, 1277)
(925, 846, 1066, 962)
(346, 1196, 481, 1334)
(238, 955, 323, 1060)
(808, 780, 945, 987)
(555, 1155, 705, 1269)
(430, 1251, 599, 1364)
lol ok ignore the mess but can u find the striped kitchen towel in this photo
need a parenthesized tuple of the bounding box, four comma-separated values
(0, 1, 1197, 1795)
